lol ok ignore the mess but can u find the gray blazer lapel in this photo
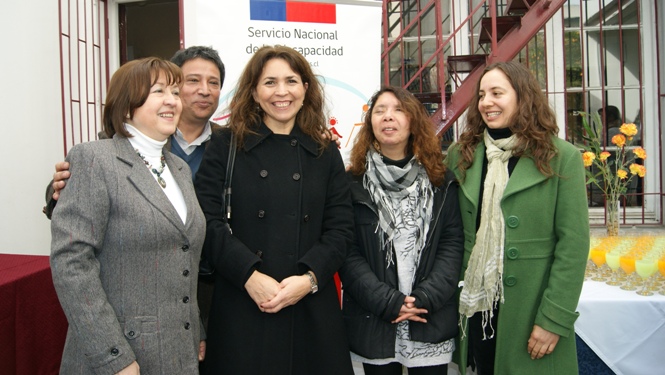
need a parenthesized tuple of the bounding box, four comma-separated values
(113, 136, 187, 234)
(164, 151, 199, 232)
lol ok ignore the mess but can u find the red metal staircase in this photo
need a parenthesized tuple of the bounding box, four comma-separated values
(381, 0, 567, 138)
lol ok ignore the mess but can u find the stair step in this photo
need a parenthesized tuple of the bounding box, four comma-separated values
(413, 92, 442, 104)
(478, 16, 522, 45)
(447, 54, 487, 74)
(506, 0, 538, 15)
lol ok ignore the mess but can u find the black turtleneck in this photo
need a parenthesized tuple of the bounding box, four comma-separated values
(382, 153, 413, 169)
(487, 127, 512, 140)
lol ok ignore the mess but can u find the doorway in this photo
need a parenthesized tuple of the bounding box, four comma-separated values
(119, 0, 180, 64)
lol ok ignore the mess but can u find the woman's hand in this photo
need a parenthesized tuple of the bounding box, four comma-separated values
(52, 161, 71, 200)
(198, 340, 206, 361)
(527, 325, 560, 359)
(322, 130, 341, 148)
(260, 274, 312, 313)
(392, 296, 428, 324)
(244, 270, 281, 311)
(116, 361, 140, 375)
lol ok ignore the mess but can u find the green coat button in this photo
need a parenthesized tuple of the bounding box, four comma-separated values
(507, 247, 519, 259)
(507, 216, 519, 228)
(504, 275, 517, 286)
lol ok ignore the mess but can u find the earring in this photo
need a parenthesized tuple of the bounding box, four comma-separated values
(373, 140, 381, 153)
(126, 113, 130, 119)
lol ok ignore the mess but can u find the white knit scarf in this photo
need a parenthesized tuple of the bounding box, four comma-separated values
(459, 130, 518, 339)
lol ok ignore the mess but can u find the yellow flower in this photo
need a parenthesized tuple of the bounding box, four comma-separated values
(611, 134, 626, 147)
(633, 147, 647, 160)
(582, 151, 595, 167)
(628, 164, 646, 177)
(577, 112, 646, 212)
(620, 123, 638, 138)
(634, 164, 646, 177)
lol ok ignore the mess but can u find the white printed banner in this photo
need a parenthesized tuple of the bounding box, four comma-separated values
(184, 0, 382, 163)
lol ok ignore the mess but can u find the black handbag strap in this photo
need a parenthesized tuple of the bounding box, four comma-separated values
(224, 133, 237, 220)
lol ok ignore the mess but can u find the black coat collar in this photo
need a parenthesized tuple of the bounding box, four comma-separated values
(242, 122, 319, 156)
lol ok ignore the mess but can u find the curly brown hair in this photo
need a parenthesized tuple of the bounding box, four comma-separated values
(228, 45, 329, 152)
(455, 61, 559, 178)
(349, 86, 446, 186)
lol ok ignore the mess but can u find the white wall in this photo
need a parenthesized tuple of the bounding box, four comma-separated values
(0, 1, 64, 254)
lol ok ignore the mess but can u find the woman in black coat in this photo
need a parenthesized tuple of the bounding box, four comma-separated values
(195, 45, 354, 375)
(340, 86, 464, 375)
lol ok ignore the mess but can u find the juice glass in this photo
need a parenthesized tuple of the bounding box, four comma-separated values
(620, 255, 638, 291)
(635, 259, 657, 296)
(590, 249, 607, 281)
(659, 259, 665, 296)
(605, 252, 623, 286)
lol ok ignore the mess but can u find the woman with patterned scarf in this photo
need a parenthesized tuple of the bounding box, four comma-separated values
(446, 61, 589, 375)
(340, 86, 464, 375)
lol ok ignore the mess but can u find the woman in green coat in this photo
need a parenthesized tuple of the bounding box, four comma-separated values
(446, 61, 589, 375)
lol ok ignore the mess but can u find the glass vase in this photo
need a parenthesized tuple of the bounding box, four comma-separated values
(606, 200, 620, 237)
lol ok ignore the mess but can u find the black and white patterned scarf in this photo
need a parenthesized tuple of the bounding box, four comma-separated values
(363, 149, 433, 267)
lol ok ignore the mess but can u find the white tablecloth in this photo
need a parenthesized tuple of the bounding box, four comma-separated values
(575, 280, 665, 375)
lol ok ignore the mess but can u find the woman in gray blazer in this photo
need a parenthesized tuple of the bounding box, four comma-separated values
(51, 57, 206, 375)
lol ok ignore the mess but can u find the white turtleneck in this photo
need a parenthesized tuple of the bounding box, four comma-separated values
(125, 124, 187, 224)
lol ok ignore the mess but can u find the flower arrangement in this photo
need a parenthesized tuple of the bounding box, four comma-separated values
(578, 111, 646, 236)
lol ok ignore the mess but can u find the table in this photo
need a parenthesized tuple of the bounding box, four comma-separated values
(575, 280, 665, 375)
(0, 254, 68, 374)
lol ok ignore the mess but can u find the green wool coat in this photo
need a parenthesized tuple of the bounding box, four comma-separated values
(446, 137, 589, 375)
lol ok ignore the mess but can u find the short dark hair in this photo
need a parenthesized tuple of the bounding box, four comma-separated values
(170, 46, 225, 86)
(103, 57, 182, 138)
(598, 105, 622, 125)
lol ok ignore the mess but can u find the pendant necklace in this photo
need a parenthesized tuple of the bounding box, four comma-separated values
(136, 149, 167, 188)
